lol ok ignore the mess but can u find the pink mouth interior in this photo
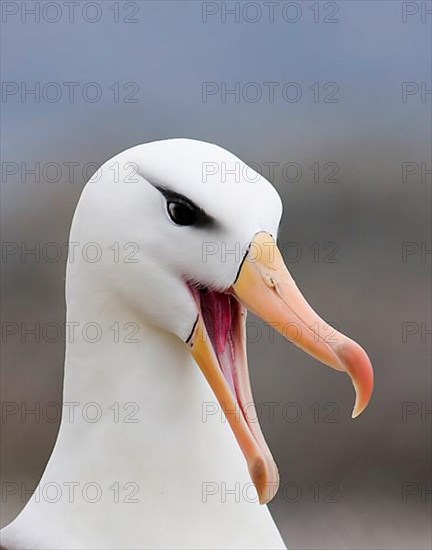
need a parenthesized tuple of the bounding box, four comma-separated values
(187, 282, 280, 503)
(187, 284, 241, 397)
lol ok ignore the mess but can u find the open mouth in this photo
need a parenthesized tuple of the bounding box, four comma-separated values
(188, 285, 241, 399)
(186, 282, 279, 504)
(184, 232, 374, 505)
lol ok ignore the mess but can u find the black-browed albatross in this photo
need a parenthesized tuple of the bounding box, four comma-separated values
(0, 139, 373, 549)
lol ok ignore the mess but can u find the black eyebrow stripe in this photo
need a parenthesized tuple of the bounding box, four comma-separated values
(147, 179, 218, 229)
(154, 184, 202, 211)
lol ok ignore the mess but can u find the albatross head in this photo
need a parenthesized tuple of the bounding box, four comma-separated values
(73, 138, 374, 505)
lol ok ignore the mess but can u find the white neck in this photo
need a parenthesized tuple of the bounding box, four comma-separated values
(3, 285, 285, 549)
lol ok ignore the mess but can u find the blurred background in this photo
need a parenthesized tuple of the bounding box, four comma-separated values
(1, 1, 431, 548)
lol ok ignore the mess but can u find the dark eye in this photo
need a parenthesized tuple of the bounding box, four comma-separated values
(167, 199, 198, 226)
(154, 184, 215, 228)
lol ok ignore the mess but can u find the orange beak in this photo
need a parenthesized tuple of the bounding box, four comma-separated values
(188, 231, 374, 504)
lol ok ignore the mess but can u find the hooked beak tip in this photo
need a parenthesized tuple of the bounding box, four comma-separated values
(335, 339, 374, 419)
